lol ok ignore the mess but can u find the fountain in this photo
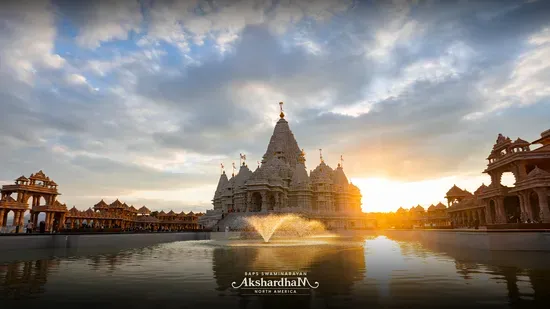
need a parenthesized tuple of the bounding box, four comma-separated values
(245, 214, 326, 242)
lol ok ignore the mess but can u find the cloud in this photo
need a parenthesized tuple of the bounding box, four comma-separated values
(67, 73, 88, 85)
(0, 0, 63, 84)
(58, 0, 144, 49)
(1, 0, 550, 212)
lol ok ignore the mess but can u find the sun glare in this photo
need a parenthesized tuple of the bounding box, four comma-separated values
(351, 174, 494, 213)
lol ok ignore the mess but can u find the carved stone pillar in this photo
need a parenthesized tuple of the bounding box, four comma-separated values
(19, 211, 26, 227)
(520, 192, 533, 221)
(261, 192, 267, 213)
(274, 193, 279, 211)
(246, 192, 252, 212)
(534, 188, 550, 223)
(0, 209, 4, 227)
(496, 197, 506, 223)
(12, 211, 20, 227)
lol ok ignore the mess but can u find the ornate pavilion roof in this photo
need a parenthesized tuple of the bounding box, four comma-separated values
(109, 199, 124, 208)
(435, 202, 446, 210)
(513, 137, 530, 146)
(137, 206, 150, 214)
(15, 175, 29, 182)
(446, 185, 469, 197)
(474, 183, 488, 195)
(492, 134, 512, 150)
(29, 170, 49, 181)
(94, 199, 109, 209)
(527, 166, 550, 178)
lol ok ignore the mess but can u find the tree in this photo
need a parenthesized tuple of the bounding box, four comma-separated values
(151, 211, 159, 217)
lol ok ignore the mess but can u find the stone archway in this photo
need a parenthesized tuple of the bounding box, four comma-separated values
(249, 192, 262, 212)
(504, 196, 521, 223)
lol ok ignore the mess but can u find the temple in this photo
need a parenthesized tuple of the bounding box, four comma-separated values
(446, 130, 550, 227)
(0, 170, 204, 233)
(201, 102, 373, 230)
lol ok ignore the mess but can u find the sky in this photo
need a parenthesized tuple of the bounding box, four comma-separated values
(0, 0, 549, 213)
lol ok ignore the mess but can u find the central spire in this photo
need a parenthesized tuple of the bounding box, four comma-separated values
(261, 101, 301, 168)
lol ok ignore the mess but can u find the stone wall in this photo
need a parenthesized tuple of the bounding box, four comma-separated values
(0, 232, 210, 252)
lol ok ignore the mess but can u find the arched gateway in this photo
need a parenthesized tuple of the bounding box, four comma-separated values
(0, 170, 66, 232)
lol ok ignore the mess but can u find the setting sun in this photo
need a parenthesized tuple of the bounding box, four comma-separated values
(351, 174, 515, 213)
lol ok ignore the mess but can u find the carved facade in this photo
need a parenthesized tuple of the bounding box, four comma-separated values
(211, 109, 362, 215)
(0, 171, 204, 233)
(446, 129, 550, 226)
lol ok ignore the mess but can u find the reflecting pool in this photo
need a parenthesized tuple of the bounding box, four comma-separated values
(1, 232, 549, 308)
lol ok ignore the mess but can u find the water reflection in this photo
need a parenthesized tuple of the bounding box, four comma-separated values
(0, 260, 56, 299)
(212, 239, 367, 308)
(383, 232, 550, 307)
(0, 234, 548, 308)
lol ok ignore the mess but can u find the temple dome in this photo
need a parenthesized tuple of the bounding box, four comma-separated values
(310, 161, 334, 184)
(233, 164, 253, 190)
(332, 164, 349, 186)
(290, 160, 310, 190)
(214, 172, 229, 199)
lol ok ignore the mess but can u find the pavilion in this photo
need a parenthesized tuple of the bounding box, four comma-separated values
(0, 171, 204, 233)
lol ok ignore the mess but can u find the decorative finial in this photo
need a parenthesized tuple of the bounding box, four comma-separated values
(240, 153, 246, 166)
(257, 161, 260, 168)
(279, 101, 284, 118)
(319, 149, 323, 163)
(220, 163, 225, 174)
(232, 162, 236, 176)
(340, 154, 344, 168)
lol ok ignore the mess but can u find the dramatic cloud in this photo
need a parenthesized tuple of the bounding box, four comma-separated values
(1, 0, 549, 212)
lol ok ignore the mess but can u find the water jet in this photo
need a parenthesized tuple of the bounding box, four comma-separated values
(245, 214, 326, 242)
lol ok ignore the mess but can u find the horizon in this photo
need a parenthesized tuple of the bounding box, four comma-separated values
(1, 0, 549, 214)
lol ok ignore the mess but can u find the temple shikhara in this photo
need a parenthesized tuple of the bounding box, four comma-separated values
(0, 170, 203, 233)
(201, 102, 374, 230)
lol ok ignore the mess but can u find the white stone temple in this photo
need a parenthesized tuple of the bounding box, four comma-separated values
(200, 103, 373, 230)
